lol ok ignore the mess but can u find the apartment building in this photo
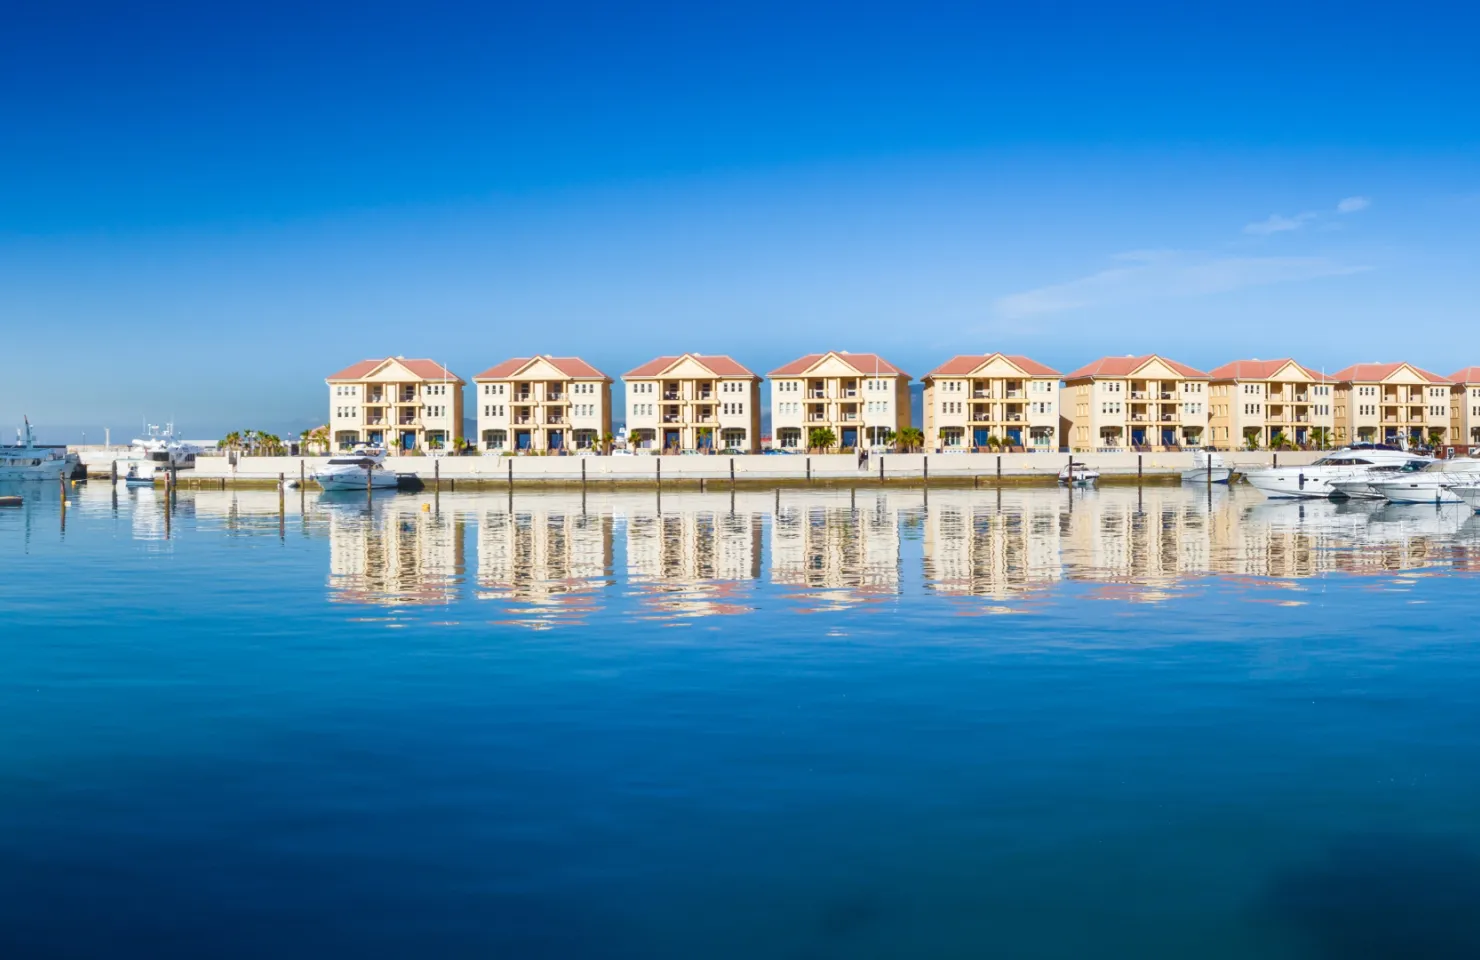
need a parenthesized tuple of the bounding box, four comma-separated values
(1330, 362, 1451, 447)
(472, 355, 611, 453)
(769, 351, 910, 450)
(1207, 359, 1335, 449)
(922, 353, 1060, 451)
(1063, 355, 1211, 451)
(326, 356, 464, 452)
(623, 354, 761, 452)
(1451, 367, 1480, 450)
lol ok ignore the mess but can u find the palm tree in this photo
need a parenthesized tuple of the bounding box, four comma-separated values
(1309, 427, 1330, 450)
(301, 426, 330, 455)
(896, 427, 924, 452)
(1243, 428, 1261, 451)
(807, 427, 837, 451)
(985, 433, 1001, 451)
(1429, 428, 1446, 449)
(452, 436, 472, 456)
(599, 431, 616, 455)
(221, 431, 243, 454)
(1270, 431, 1289, 450)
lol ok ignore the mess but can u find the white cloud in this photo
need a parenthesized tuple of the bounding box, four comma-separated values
(1336, 196, 1371, 213)
(1244, 212, 1318, 235)
(994, 251, 1367, 320)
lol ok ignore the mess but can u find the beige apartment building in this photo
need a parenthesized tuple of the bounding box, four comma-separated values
(922, 353, 1060, 451)
(623, 354, 761, 453)
(1451, 367, 1480, 450)
(1207, 359, 1336, 449)
(1331, 362, 1451, 447)
(327, 356, 464, 452)
(472, 355, 611, 453)
(1063, 355, 1210, 451)
(769, 351, 911, 450)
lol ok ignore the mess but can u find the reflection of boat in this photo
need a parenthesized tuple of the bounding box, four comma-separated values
(0, 418, 81, 480)
(1453, 485, 1480, 512)
(1370, 459, 1480, 505)
(1244, 446, 1429, 499)
(1058, 462, 1099, 486)
(312, 448, 398, 491)
(1181, 450, 1233, 484)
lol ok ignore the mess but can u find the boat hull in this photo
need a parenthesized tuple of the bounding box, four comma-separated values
(0, 460, 76, 480)
(1370, 481, 1465, 505)
(1454, 486, 1480, 512)
(314, 471, 399, 491)
(1180, 468, 1234, 484)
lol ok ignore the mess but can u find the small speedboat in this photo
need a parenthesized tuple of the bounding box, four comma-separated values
(1181, 450, 1233, 484)
(1059, 462, 1099, 486)
(120, 464, 156, 487)
(313, 447, 399, 491)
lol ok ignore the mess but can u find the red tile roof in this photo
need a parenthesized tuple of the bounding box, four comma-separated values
(624, 354, 757, 378)
(1207, 358, 1333, 381)
(924, 353, 1060, 379)
(473, 356, 609, 380)
(768, 351, 909, 378)
(326, 357, 461, 382)
(1063, 355, 1210, 380)
(1330, 362, 1450, 384)
(1449, 367, 1480, 384)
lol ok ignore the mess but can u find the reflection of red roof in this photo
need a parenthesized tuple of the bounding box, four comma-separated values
(1449, 366, 1480, 384)
(624, 354, 756, 378)
(327, 357, 462, 382)
(1064, 355, 1209, 380)
(473, 356, 609, 380)
(925, 353, 1059, 379)
(1331, 362, 1449, 384)
(1207, 358, 1333, 381)
(769, 351, 909, 378)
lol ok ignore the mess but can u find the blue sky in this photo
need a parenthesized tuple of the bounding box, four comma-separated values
(4, 1, 1478, 439)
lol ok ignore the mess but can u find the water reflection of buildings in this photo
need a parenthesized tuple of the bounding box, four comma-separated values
(477, 494, 613, 625)
(626, 491, 764, 619)
(923, 490, 1063, 600)
(326, 498, 465, 605)
(771, 491, 905, 608)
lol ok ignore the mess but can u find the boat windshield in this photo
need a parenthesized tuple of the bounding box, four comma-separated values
(327, 457, 376, 466)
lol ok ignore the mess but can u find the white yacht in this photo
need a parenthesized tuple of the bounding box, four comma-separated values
(1453, 485, 1480, 512)
(1243, 445, 1430, 499)
(1329, 460, 1431, 500)
(1181, 450, 1234, 484)
(1369, 458, 1480, 505)
(312, 448, 399, 491)
(116, 423, 203, 482)
(0, 418, 81, 480)
(1059, 462, 1099, 486)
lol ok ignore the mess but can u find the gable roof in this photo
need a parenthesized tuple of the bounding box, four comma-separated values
(769, 351, 909, 378)
(624, 353, 757, 378)
(1064, 354, 1210, 380)
(1207, 358, 1333, 382)
(924, 353, 1060, 379)
(326, 357, 462, 383)
(1330, 362, 1449, 384)
(1450, 366, 1480, 385)
(473, 356, 609, 380)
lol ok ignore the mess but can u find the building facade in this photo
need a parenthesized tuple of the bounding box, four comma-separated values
(769, 351, 910, 450)
(327, 357, 464, 452)
(1063, 355, 1211, 451)
(472, 356, 611, 453)
(1330, 362, 1452, 447)
(1207, 359, 1336, 449)
(921, 353, 1060, 451)
(1450, 367, 1480, 451)
(623, 354, 761, 453)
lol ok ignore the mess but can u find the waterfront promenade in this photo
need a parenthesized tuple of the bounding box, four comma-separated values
(138, 450, 1321, 489)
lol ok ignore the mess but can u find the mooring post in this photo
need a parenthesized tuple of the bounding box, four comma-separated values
(434, 458, 440, 493)
(507, 458, 513, 490)
(1138, 454, 1143, 484)
(806, 457, 811, 481)
(1273, 453, 1278, 469)
(729, 457, 735, 489)
(879, 455, 884, 482)
(110, 460, 117, 484)
(656, 457, 661, 488)
(581, 457, 587, 490)
(923, 455, 928, 485)
(997, 454, 1002, 484)
(300, 459, 305, 486)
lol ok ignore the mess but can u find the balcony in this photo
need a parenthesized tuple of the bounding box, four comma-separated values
(1005, 390, 1023, 399)
(807, 390, 827, 399)
(367, 393, 385, 404)
(397, 417, 419, 427)
(1130, 391, 1148, 400)
(662, 392, 681, 402)
(806, 414, 827, 422)
(1159, 392, 1175, 400)
(546, 391, 563, 402)
(513, 416, 532, 425)
(972, 390, 992, 399)
(842, 389, 858, 398)
(1294, 394, 1309, 402)
(1160, 414, 1179, 423)
(1004, 414, 1023, 422)
(365, 417, 385, 426)
(546, 414, 565, 425)
(1130, 414, 1148, 422)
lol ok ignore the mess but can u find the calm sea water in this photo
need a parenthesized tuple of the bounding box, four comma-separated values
(4, 480, 1480, 958)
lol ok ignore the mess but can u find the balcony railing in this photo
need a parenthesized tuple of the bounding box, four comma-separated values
(513, 416, 532, 425)
(1005, 391, 1023, 399)
(842, 389, 858, 398)
(661, 415, 680, 424)
(806, 414, 827, 422)
(1130, 391, 1148, 400)
(1159, 392, 1176, 400)
(972, 391, 991, 399)
(397, 417, 419, 426)
(546, 415, 565, 425)
(807, 390, 826, 399)
(365, 418, 385, 426)
(662, 392, 680, 401)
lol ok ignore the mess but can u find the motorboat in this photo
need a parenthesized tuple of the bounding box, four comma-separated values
(1059, 462, 1099, 486)
(312, 447, 399, 491)
(1181, 450, 1233, 484)
(1369, 458, 1480, 505)
(1242, 445, 1430, 499)
(1329, 460, 1431, 500)
(120, 463, 156, 487)
(1453, 485, 1480, 512)
(0, 418, 81, 480)
(116, 423, 203, 483)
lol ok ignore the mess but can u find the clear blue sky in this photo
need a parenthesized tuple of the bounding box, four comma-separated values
(4, 0, 1478, 440)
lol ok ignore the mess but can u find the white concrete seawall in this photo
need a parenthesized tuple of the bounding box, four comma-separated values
(180, 451, 1323, 484)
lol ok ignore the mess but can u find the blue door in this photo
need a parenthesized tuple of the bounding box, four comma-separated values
(1006, 428, 1022, 447)
(401, 431, 416, 451)
(548, 430, 563, 450)
(973, 428, 989, 448)
(841, 427, 858, 448)
(1131, 429, 1147, 446)
(664, 430, 680, 450)
(1161, 428, 1176, 447)
(368, 431, 383, 446)
(516, 431, 532, 450)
